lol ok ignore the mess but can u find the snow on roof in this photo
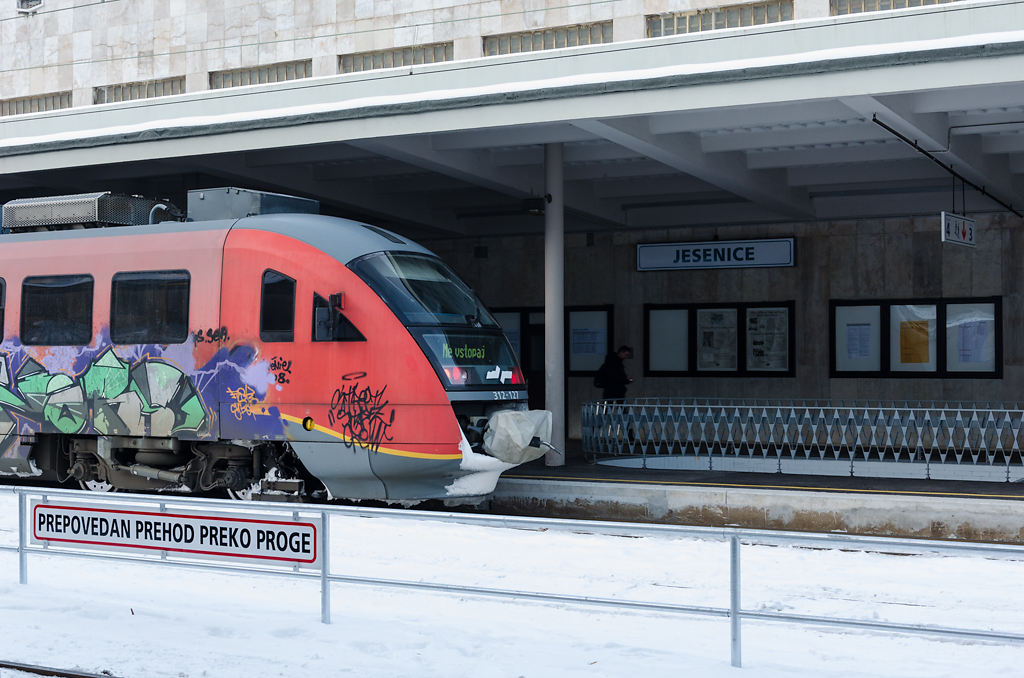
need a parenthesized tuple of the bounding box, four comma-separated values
(1, 25, 1024, 154)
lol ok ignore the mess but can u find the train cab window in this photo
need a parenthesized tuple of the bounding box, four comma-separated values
(313, 293, 365, 342)
(350, 252, 499, 328)
(22, 275, 93, 345)
(260, 269, 295, 342)
(111, 270, 190, 345)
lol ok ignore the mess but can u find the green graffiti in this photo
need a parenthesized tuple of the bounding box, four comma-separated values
(81, 349, 131, 401)
(0, 348, 209, 438)
(43, 374, 87, 434)
(16, 362, 49, 412)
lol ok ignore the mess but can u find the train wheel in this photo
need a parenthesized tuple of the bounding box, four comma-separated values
(78, 478, 117, 492)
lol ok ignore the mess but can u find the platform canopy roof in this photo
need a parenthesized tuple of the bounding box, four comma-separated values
(3, 1, 1024, 239)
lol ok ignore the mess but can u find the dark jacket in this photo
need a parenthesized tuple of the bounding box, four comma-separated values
(595, 352, 629, 399)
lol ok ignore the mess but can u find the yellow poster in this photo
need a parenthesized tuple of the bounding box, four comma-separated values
(899, 320, 930, 363)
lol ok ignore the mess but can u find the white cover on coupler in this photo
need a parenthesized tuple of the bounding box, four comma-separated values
(482, 409, 553, 464)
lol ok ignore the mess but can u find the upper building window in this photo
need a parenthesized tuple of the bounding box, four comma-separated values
(647, 1, 793, 36)
(209, 60, 312, 90)
(94, 77, 186, 105)
(340, 42, 454, 74)
(17, 0, 42, 12)
(0, 91, 71, 117)
(483, 22, 613, 57)
(832, 0, 957, 15)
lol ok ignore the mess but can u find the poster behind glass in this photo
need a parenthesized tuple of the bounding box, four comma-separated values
(697, 308, 738, 371)
(746, 307, 789, 371)
(648, 308, 688, 372)
(890, 304, 937, 372)
(834, 305, 881, 372)
(946, 302, 996, 372)
(569, 310, 608, 372)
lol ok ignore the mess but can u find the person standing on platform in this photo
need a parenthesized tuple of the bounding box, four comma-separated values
(595, 345, 634, 400)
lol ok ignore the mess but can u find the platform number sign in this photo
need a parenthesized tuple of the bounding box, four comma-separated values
(941, 212, 976, 248)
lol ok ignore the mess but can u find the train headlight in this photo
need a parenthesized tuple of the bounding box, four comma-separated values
(443, 366, 468, 384)
(302, 417, 315, 431)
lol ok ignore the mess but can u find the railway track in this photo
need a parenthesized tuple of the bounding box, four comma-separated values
(0, 661, 117, 678)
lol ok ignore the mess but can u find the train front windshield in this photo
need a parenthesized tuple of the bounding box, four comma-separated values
(351, 252, 523, 389)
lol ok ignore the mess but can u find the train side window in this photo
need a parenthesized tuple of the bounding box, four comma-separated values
(260, 269, 295, 342)
(22, 274, 93, 345)
(313, 293, 365, 342)
(111, 270, 190, 345)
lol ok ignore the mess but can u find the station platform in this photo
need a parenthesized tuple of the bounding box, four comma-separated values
(490, 442, 1024, 544)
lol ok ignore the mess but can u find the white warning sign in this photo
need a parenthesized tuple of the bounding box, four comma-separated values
(31, 501, 320, 566)
(941, 211, 976, 248)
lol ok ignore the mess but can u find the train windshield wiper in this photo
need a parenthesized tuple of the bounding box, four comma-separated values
(465, 306, 481, 327)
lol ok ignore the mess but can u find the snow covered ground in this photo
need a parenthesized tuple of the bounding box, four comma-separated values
(0, 489, 1023, 677)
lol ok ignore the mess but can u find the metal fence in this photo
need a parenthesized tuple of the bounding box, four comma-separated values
(2, 485, 1024, 668)
(582, 398, 1024, 481)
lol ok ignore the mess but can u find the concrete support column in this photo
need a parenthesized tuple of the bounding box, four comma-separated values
(544, 143, 566, 466)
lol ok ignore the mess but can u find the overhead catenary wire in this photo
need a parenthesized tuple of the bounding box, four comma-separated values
(872, 114, 1022, 218)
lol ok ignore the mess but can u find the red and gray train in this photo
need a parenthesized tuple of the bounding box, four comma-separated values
(0, 188, 549, 502)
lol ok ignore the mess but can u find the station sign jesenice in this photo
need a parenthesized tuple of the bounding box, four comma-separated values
(637, 238, 795, 271)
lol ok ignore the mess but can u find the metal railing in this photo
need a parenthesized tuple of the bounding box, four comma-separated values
(582, 398, 1024, 481)
(2, 485, 1024, 668)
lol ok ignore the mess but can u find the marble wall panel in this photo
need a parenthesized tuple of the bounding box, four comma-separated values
(1, 0, 843, 101)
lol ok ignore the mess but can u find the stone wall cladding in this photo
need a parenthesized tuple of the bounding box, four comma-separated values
(0, 0, 829, 104)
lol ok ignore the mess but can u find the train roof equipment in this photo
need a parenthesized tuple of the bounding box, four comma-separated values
(0, 187, 325, 233)
(186, 187, 319, 221)
(1, 191, 180, 231)
(0, 188, 420, 265)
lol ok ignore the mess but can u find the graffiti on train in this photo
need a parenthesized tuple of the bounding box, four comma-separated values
(269, 356, 292, 385)
(328, 372, 395, 453)
(192, 326, 231, 344)
(0, 347, 209, 438)
(227, 384, 264, 420)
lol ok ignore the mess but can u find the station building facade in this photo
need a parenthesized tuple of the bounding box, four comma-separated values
(0, 0, 946, 114)
(431, 212, 1017, 437)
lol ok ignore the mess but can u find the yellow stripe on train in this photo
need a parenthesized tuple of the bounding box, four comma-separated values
(279, 413, 463, 460)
